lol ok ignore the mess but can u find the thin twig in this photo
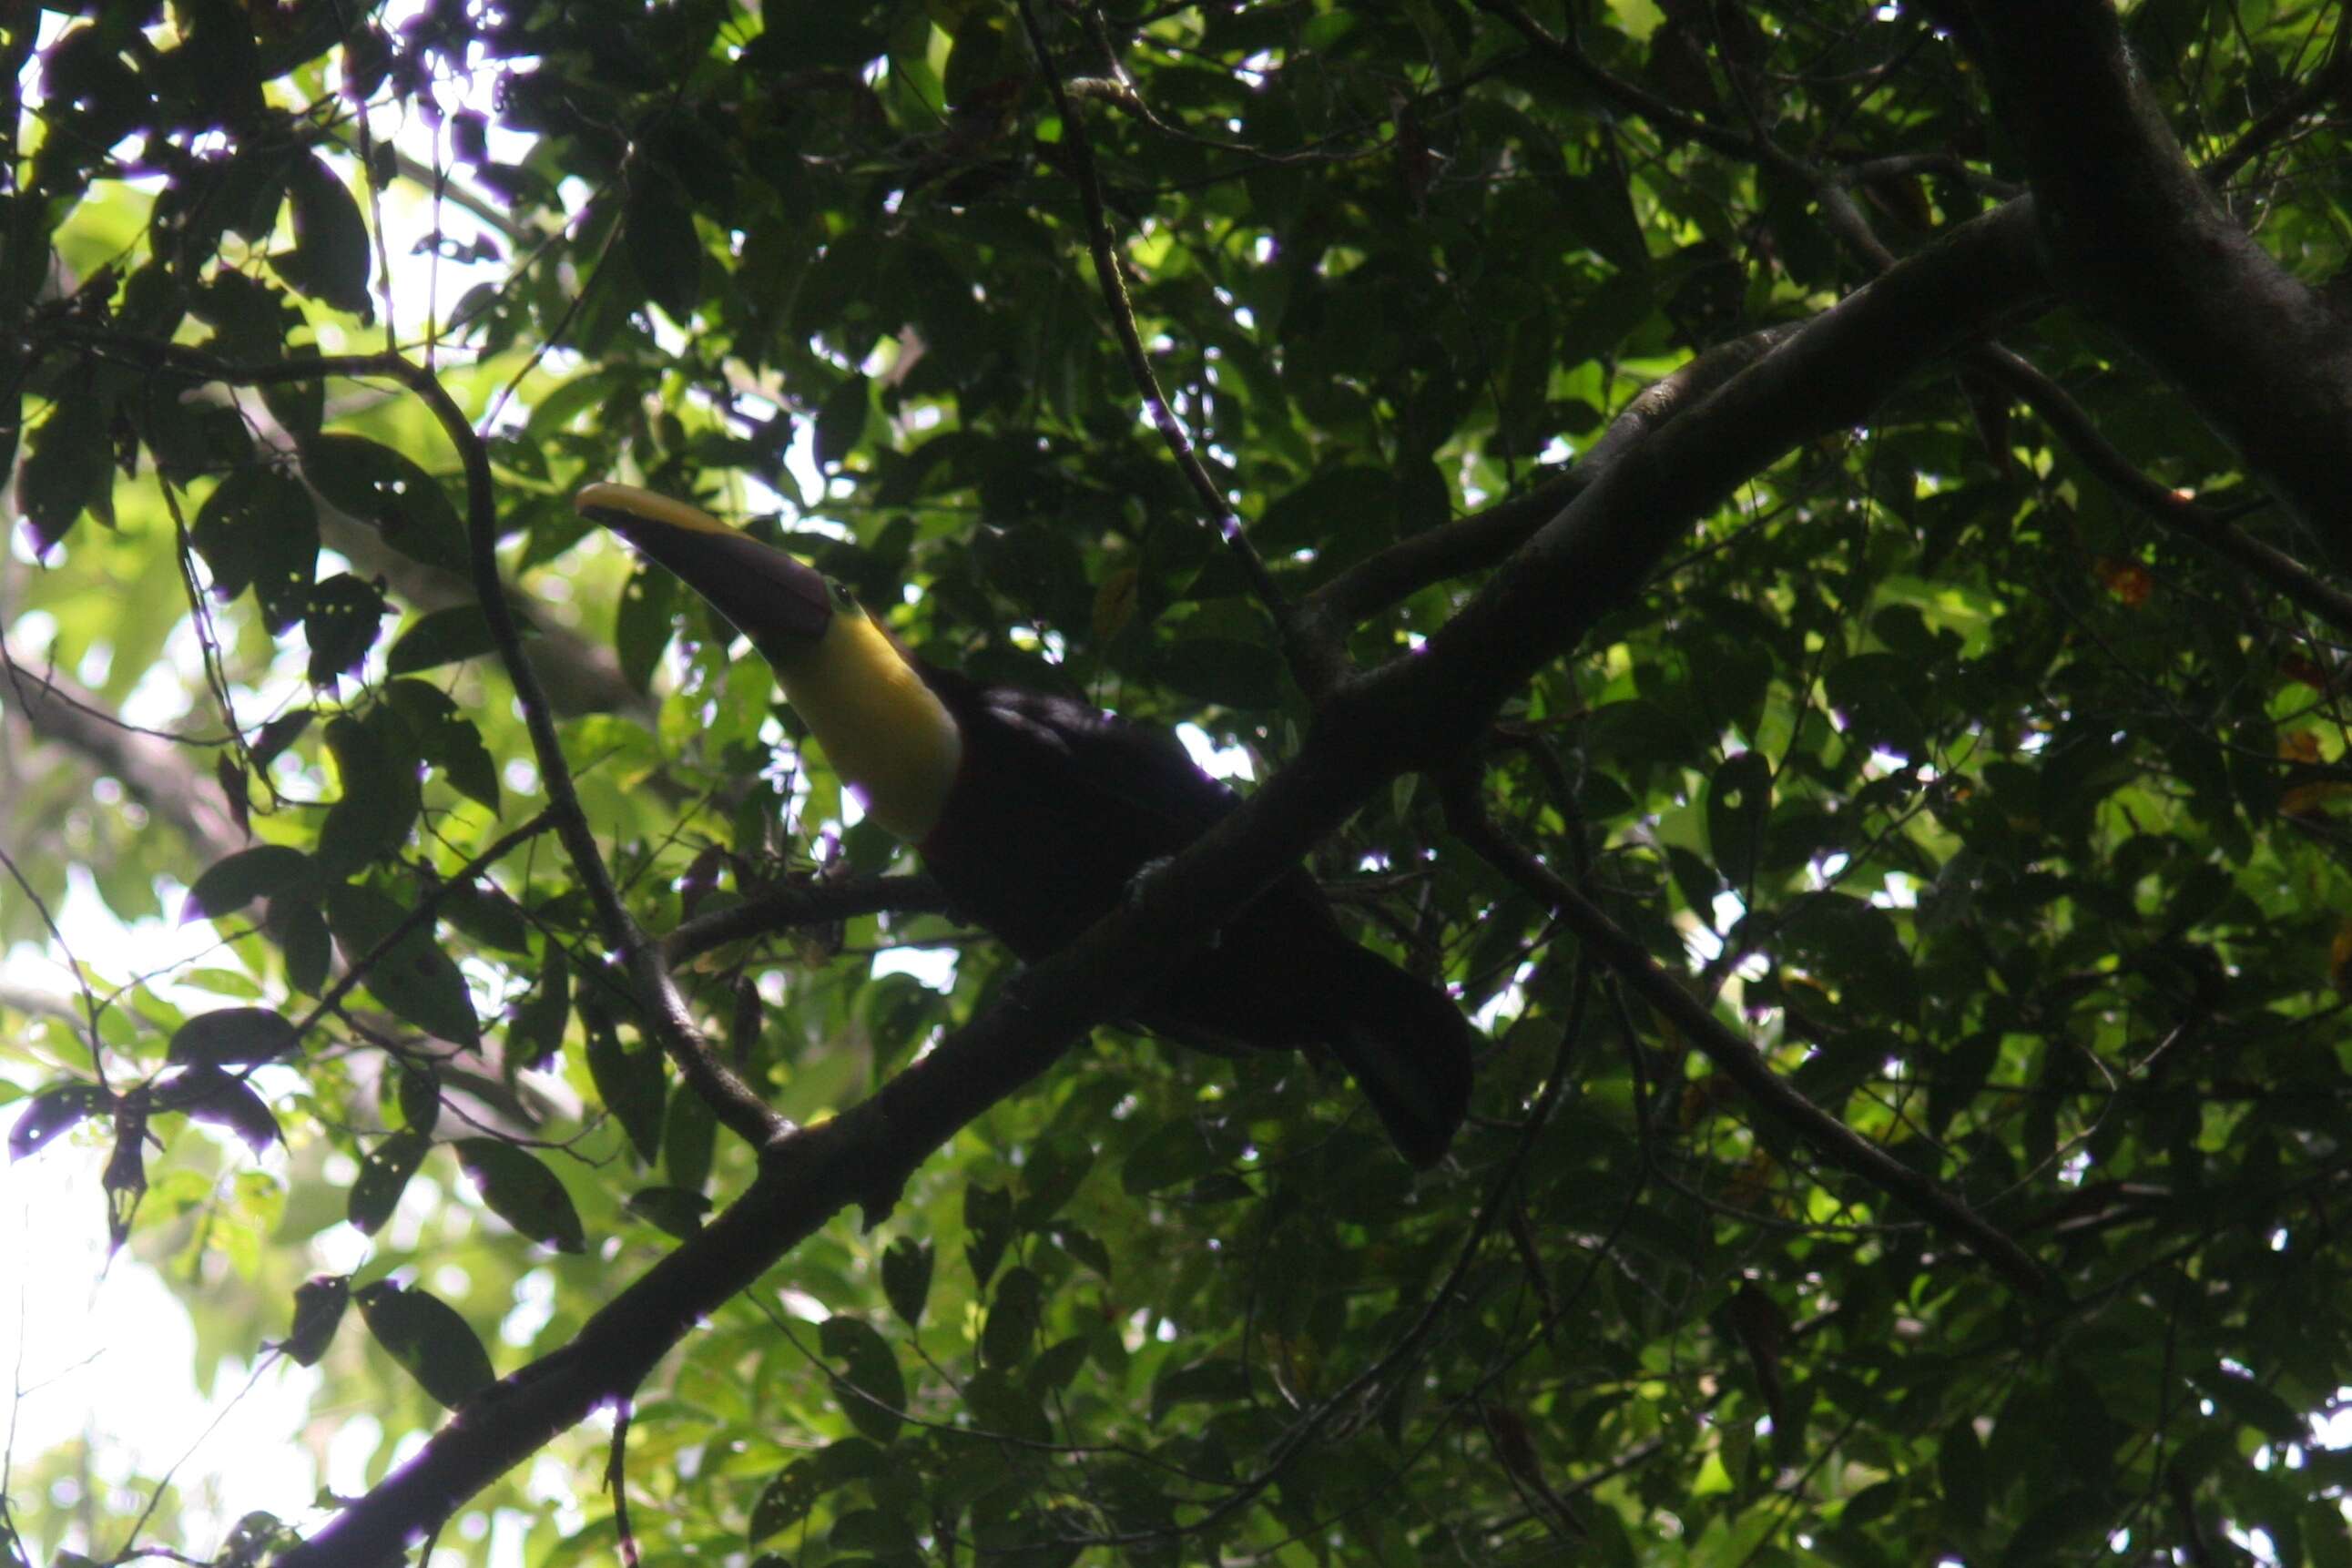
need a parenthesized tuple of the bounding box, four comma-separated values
(1012, 0, 1340, 693)
(290, 810, 556, 1043)
(30, 325, 788, 1149)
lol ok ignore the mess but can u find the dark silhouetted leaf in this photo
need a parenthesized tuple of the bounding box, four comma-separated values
(980, 1265, 1042, 1369)
(814, 373, 870, 468)
(820, 1314, 905, 1444)
(452, 1137, 585, 1253)
(168, 1007, 299, 1068)
(182, 844, 313, 922)
(10, 1082, 107, 1162)
(169, 1065, 280, 1153)
(324, 882, 481, 1046)
(1707, 751, 1773, 890)
(19, 392, 111, 554)
(272, 152, 372, 315)
(395, 1063, 441, 1135)
(316, 715, 419, 873)
(625, 168, 702, 325)
(382, 679, 500, 809)
(302, 573, 391, 687)
(881, 1237, 932, 1329)
(582, 999, 664, 1162)
(354, 1280, 494, 1409)
(191, 464, 319, 634)
(505, 946, 570, 1074)
(348, 1129, 431, 1235)
(385, 605, 504, 675)
(1159, 636, 1283, 710)
(281, 1275, 350, 1367)
(626, 1186, 712, 1238)
(298, 434, 469, 572)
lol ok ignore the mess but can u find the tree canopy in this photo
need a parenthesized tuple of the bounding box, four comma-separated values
(8, 1, 2352, 1563)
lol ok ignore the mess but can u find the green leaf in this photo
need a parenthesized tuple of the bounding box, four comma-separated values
(625, 168, 702, 325)
(881, 1237, 932, 1329)
(980, 1265, 1042, 1369)
(1121, 1118, 1231, 1196)
(452, 1137, 585, 1253)
(273, 151, 373, 315)
(348, 1129, 431, 1235)
(181, 844, 314, 922)
(814, 372, 870, 468)
(353, 1280, 495, 1409)
(1706, 751, 1773, 890)
(820, 1315, 906, 1444)
(582, 1000, 665, 1163)
(382, 679, 501, 809)
(625, 1186, 712, 1238)
(505, 946, 570, 1074)
(748, 1439, 885, 1545)
(1013, 1137, 1094, 1227)
(394, 1063, 441, 1135)
(385, 605, 508, 676)
(167, 1007, 299, 1068)
(316, 714, 420, 874)
(662, 1082, 717, 1193)
(298, 433, 470, 573)
(615, 556, 680, 694)
(324, 882, 482, 1046)
(964, 1181, 1013, 1285)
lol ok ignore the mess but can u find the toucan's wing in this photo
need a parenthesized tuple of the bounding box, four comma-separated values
(911, 666, 1268, 958)
(968, 683, 1241, 839)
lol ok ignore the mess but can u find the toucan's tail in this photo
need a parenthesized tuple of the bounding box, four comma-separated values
(1319, 943, 1478, 1167)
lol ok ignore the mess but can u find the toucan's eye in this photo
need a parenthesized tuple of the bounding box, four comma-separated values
(831, 581, 856, 608)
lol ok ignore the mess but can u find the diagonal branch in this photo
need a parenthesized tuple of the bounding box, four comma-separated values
(269, 190, 2061, 1568)
(1957, 0, 2352, 545)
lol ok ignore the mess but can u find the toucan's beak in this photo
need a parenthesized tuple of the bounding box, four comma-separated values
(575, 483, 833, 647)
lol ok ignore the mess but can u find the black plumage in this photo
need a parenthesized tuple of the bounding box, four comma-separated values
(914, 667, 1476, 1166)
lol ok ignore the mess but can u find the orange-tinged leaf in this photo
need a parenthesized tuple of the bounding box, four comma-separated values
(2280, 653, 2330, 691)
(2092, 555, 2153, 606)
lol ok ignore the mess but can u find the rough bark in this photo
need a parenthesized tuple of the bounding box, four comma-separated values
(1961, 1, 2352, 546)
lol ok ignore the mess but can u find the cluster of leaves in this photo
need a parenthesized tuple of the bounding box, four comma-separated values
(8, 0, 2352, 1564)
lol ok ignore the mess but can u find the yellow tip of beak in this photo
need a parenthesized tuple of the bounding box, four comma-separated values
(573, 483, 738, 538)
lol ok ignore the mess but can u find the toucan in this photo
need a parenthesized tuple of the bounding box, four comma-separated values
(575, 483, 1477, 1166)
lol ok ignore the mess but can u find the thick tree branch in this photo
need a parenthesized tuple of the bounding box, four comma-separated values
(1303, 325, 1800, 634)
(270, 197, 2059, 1566)
(659, 873, 948, 967)
(1959, 2, 2352, 545)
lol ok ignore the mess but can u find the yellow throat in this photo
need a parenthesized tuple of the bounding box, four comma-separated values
(768, 610, 963, 842)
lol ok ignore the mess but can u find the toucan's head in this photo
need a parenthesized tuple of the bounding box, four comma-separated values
(575, 482, 963, 840)
(575, 483, 854, 663)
